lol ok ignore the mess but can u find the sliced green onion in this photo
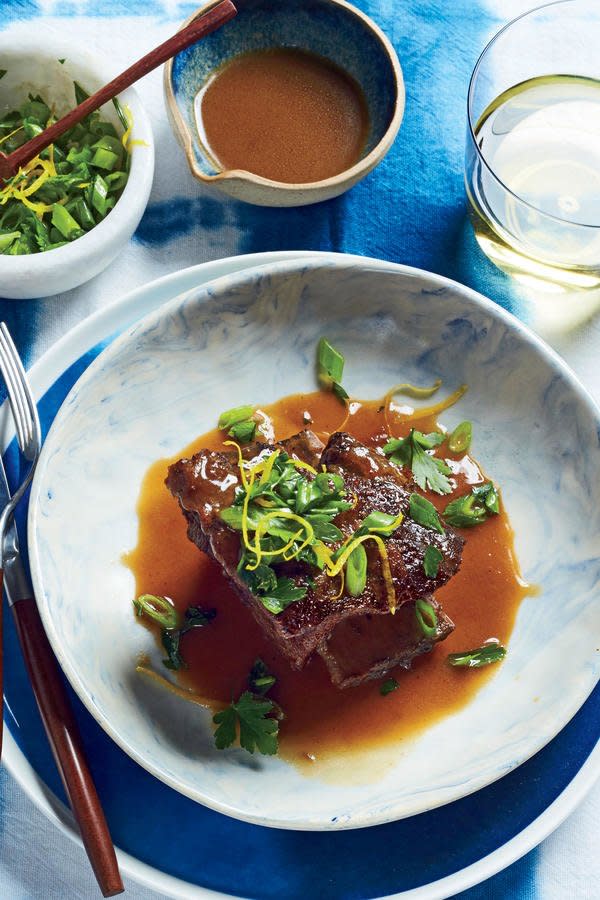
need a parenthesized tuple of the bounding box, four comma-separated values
(317, 337, 348, 404)
(218, 405, 254, 430)
(133, 593, 180, 630)
(90, 173, 109, 215)
(51, 203, 83, 240)
(71, 197, 95, 231)
(345, 543, 368, 596)
(415, 597, 438, 639)
(447, 643, 506, 668)
(0, 231, 20, 252)
(248, 658, 277, 696)
(317, 337, 344, 383)
(90, 147, 119, 171)
(448, 421, 472, 454)
(443, 483, 499, 527)
(472, 482, 500, 514)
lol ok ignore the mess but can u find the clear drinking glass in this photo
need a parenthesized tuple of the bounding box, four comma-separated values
(465, 0, 600, 290)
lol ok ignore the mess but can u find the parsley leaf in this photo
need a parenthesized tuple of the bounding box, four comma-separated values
(229, 419, 256, 443)
(380, 677, 399, 696)
(423, 545, 443, 578)
(384, 429, 451, 494)
(161, 605, 216, 671)
(213, 691, 279, 755)
(411, 441, 452, 494)
(258, 576, 307, 614)
(408, 493, 445, 534)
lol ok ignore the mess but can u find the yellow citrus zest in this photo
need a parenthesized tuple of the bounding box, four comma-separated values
(332, 568, 345, 600)
(135, 656, 227, 711)
(223, 440, 248, 490)
(227, 444, 396, 610)
(291, 459, 318, 476)
(258, 448, 279, 485)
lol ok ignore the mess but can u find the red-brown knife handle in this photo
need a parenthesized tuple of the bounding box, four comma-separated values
(12, 597, 124, 897)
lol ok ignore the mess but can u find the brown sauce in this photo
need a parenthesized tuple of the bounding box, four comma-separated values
(124, 391, 530, 772)
(195, 48, 370, 183)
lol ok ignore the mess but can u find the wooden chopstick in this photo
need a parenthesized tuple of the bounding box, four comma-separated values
(12, 597, 124, 897)
(0, 0, 237, 181)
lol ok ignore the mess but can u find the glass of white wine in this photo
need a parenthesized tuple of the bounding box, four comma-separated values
(465, 0, 600, 290)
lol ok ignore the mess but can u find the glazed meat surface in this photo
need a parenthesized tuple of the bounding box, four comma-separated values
(166, 430, 464, 686)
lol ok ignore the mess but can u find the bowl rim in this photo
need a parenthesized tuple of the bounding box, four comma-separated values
(0, 34, 154, 277)
(164, 0, 405, 191)
(27, 253, 600, 830)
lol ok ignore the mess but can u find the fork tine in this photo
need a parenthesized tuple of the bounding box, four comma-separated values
(0, 324, 38, 459)
(0, 329, 29, 453)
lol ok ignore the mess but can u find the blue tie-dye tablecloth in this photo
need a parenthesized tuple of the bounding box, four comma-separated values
(0, 1, 598, 898)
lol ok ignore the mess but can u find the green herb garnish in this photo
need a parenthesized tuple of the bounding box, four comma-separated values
(222, 449, 353, 614)
(415, 597, 438, 639)
(358, 510, 403, 536)
(133, 593, 179, 630)
(383, 429, 452, 494)
(161, 605, 217, 671)
(443, 482, 499, 527)
(448, 421, 472, 453)
(213, 690, 279, 755)
(248, 658, 277, 696)
(253, 576, 308, 615)
(218, 405, 257, 443)
(0, 86, 131, 255)
(447, 643, 506, 668)
(408, 493, 445, 534)
(345, 542, 368, 596)
(380, 677, 399, 696)
(423, 545, 443, 578)
(317, 337, 348, 404)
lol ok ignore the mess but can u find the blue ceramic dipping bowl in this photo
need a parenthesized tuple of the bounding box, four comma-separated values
(164, 0, 404, 206)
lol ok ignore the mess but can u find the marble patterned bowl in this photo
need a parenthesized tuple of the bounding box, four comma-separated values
(28, 257, 600, 829)
(164, 0, 404, 206)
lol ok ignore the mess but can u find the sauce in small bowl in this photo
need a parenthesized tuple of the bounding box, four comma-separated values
(196, 47, 370, 184)
(165, 0, 404, 206)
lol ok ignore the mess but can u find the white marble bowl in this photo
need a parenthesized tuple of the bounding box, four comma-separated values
(28, 257, 600, 829)
(0, 35, 154, 299)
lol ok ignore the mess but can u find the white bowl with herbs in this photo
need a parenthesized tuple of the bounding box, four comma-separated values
(0, 35, 154, 299)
